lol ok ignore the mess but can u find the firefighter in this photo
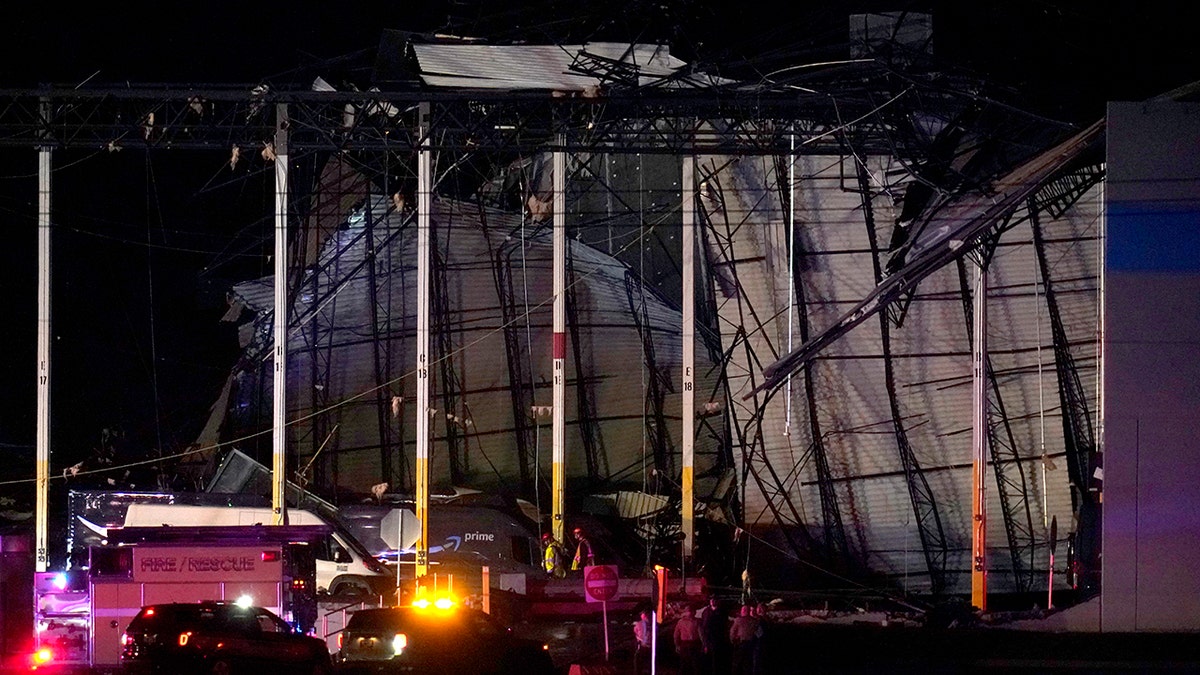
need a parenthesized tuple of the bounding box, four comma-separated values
(542, 532, 566, 578)
(571, 526, 596, 571)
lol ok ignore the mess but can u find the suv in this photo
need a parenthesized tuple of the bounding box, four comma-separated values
(120, 601, 331, 674)
(334, 603, 554, 675)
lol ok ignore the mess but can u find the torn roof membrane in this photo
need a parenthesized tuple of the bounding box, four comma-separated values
(409, 41, 730, 91)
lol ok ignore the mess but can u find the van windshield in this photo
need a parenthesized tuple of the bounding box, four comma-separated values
(324, 513, 387, 573)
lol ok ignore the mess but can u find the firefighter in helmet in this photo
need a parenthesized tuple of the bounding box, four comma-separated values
(571, 526, 596, 571)
(542, 532, 566, 578)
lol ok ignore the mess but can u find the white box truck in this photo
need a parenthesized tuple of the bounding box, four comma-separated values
(116, 503, 394, 598)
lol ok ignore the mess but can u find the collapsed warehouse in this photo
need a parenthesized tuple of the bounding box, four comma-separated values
(186, 20, 1103, 603)
(5, 14, 1106, 608)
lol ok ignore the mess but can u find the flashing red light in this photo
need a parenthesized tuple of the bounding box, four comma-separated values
(145, 607, 156, 616)
(261, 551, 281, 562)
(33, 647, 54, 665)
(337, 633, 344, 650)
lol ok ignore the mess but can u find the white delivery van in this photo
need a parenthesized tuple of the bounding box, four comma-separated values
(120, 503, 394, 597)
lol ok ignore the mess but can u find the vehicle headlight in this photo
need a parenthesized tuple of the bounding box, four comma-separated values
(392, 633, 408, 656)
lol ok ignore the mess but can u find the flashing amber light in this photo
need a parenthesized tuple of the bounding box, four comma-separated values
(412, 595, 456, 611)
(179, 632, 192, 646)
(337, 633, 344, 650)
(33, 648, 53, 665)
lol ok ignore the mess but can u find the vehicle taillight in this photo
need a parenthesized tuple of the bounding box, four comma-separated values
(32, 648, 54, 666)
(392, 633, 407, 656)
(337, 633, 343, 650)
(120, 633, 131, 646)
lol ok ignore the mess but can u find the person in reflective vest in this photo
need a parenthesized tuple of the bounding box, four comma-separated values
(571, 526, 596, 571)
(542, 532, 566, 578)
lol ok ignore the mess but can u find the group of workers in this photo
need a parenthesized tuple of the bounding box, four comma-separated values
(541, 526, 595, 577)
(540, 529, 770, 672)
(635, 597, 770, 675)
(681, 597, 771, 675)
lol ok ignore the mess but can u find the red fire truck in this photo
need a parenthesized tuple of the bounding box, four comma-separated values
(33, 524, 326, 673)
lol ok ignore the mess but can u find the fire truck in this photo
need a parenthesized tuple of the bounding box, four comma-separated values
(33, 524, 326, 673)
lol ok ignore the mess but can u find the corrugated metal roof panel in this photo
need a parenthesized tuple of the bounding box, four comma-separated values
(413, 42, 689, 91)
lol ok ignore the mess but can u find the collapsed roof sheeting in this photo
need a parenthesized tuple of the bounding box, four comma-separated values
(411, 41, 732, 90)
(223, 188, 727, 511)
(702, 147, 1101, 595)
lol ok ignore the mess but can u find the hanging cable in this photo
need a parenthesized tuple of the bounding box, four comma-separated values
(784, 128, 796, 437)
(521, 156, 541, 528)
(144, 154, 166, 479)
(1035, 228, 1047, 530)
(638, 151, 648, 496)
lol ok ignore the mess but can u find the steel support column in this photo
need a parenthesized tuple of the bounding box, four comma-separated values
(271, 103, 289, 525)
(956, 256, 1038, 596)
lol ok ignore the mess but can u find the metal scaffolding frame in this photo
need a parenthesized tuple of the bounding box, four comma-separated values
(858, 160, 949, 593)
(1031, 206, 1102, 594)
(489, 234, 539, 494)
(566, 251, 609, 486)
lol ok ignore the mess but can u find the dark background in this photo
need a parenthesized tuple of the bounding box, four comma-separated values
(0, 0, 1195, 495)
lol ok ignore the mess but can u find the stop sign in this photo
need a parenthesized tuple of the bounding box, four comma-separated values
(583, 564, 620, 603)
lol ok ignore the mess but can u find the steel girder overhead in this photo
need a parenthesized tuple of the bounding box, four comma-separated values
(0, 73, 1016, 157)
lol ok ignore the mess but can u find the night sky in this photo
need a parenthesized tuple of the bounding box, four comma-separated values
(0, 1, 1195, 496)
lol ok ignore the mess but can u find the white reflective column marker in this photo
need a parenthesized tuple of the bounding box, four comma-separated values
(35, 103, 52, 572)
(971, 259, 988, 610)
(272, 104, 289, 525)
(415, 102, 432, 583)
(681, 155, 695, 561)
(552, 133, 566, 545)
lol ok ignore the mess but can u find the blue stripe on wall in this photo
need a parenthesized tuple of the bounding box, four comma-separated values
(1107, 202, 1200, 272)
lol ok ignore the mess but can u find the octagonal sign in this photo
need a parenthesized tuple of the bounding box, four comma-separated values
(583, 564, 620, 603)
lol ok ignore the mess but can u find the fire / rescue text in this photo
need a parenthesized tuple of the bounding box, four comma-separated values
(138, 556, 257, 573)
